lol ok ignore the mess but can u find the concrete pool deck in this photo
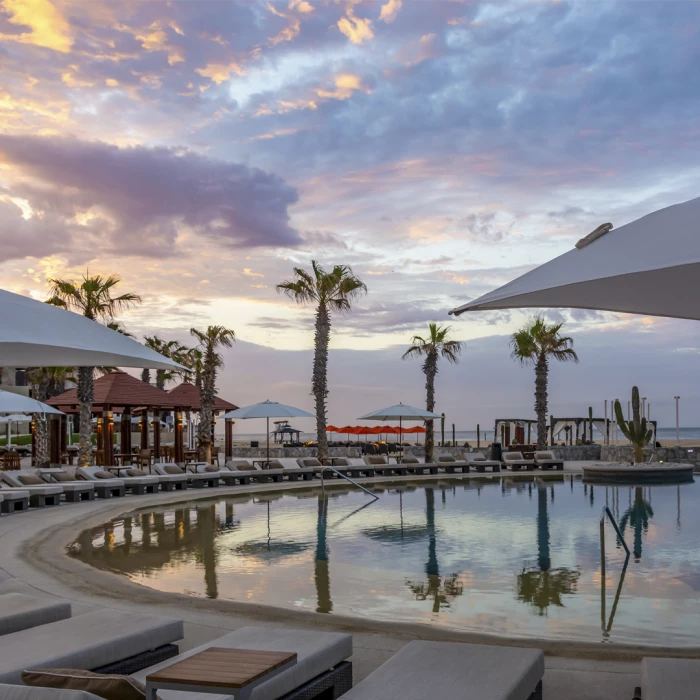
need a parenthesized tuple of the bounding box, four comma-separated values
(1, 461, 693, 699)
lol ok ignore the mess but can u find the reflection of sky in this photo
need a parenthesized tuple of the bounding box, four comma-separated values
(72, 477, 700, 644)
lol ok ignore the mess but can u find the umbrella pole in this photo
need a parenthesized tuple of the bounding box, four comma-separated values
(267, 416, 270, 467)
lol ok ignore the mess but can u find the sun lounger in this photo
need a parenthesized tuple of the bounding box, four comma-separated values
(123, 467, 188, 491)
(0, 491, 28, 514)
(329, 457, 377, 478)
(363, 455, 407, 476)
(0, 685, 102, 699)
(74, 468, 125, 498)
(155, 464, 219, 488)
(279, 463, 315, 481)
(134, 626, 352, 700)
(400, 456, 438, 475)
(80, 466, 158, 495)
(637, 657, 700, 700)
(436, 454, 470, 473)
(502, 451, 536, 471)
(465, 453, 501, 472)
(343, 640, 543, 700)
(0, 476, 62, 508)
(0, 609, 183, 685)
(0, 594, 71, 636)
(3, 471, 94, 504)
(32, 470, 95, 502)
(534, 451, 564, 471)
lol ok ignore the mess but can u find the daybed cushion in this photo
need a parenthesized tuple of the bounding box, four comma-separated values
(134, 626, 352, 700)
(300, 458, 321, 467)
(93, 471, 114, 480)
(0, 684, 102, 699)
(401, 456, 419, 464)
(0, 593, 71, 636)
(342, 640, 544, 700)
(437, 455, 456, 463)
(228, 460, 254, 470)
(535, 452, 556, 461)
(332, 458, 351, 467)
(126, 468, 147, 477)
(53, 472, 78, 483)
(504, 452, 525, 461)
(204, 465, 219, 473)
(641, 657, 700, 700)
(467, 453, 486, 462)
(163, 465, 184, 475)
(365, 456, 387, 465)
(18, 475, 44, 486)
(0, 610, 183, 685)
(22, 669, 148, 700)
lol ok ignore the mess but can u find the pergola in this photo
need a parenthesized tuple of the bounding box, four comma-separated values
(47, 371, 175, 465)
(494, 419, 539, 446)
(166, 382, 238, 459)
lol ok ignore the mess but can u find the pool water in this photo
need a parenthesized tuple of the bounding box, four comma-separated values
(70, 476, 700, 645)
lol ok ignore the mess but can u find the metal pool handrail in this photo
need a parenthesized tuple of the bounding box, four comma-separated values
(600, 505, 630, 556)
(320, 466, 379, 500)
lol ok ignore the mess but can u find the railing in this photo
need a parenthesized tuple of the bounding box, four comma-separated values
(320, 466, 379, 500)
(600, 505, 631, 637)
(600, 506, 630, 556)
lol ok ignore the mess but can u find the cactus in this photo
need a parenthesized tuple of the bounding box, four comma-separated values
(614, 387, 652, 463)
(588, 406, 593, 443)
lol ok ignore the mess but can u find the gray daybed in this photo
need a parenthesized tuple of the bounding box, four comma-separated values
(0, 594, 71, 636)
(436, 455, 470, 473)
(502, 451, 536, 471)
(400, 456, 438, 475)
(636, 656, 700, 700)
(465, 453, 501, 472)
(534, 451, 564, 471)
(6, 471, 94, 503)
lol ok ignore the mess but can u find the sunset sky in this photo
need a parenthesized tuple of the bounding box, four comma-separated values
(2, 0, 700, 427)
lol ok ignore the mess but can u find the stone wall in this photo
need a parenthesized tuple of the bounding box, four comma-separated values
(601, 445, 700, 464)
(550, 445, 601, 460)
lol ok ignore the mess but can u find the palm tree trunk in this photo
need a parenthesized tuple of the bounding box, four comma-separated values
(77, 366, 94, 467)
(156, 370, 165, 391)
(423, 352, 437, 462)
(198, 358, 215, 463)
(313, 303, 330, 460)
(141, 368, 151, 385)
(534, 354, 548, 450)
(33, 414, 50, 468)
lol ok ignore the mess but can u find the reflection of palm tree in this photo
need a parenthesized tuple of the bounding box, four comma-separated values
(619, 487, 654, 561)
(406, 488, 463, 613)
(315, 497, 332, 613)
(517, 486, 580, 615)
(196, 505, 218, 599)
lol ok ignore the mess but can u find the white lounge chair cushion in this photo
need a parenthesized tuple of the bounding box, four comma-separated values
(503, 452, 525, 461)
(297, 458, 321, 468)
(466, 453, 486, 462)
(0, 610, 183, 685)
(0, 594, 71, 636)
(642, 657, 700, 700)
(343, 640, 543, 700)
(0, 491, 27, 501)
(437, 455, 456, 463)
(76, 468, 124, 487)
(0, 484, 62, 496)
(535, 452, 557, 461)
(364, 456, 387, 465)
(134, 626, 352, 700)
(0, 685, 102, 699)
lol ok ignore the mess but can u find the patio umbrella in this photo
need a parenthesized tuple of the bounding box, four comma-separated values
(449, 196, 700, 320)
(221, 400, 314, 466)
(358, 403, 442, 444)
(0, 288, 183, 369)
(0, 394, 63, 448)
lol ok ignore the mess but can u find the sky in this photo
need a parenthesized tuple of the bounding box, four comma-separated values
(2, 0, 700, 429)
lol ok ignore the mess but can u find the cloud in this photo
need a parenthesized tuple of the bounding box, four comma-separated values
(0, 0, 72, 52)
(0, 134, 302, 260)
(379, 0, 403, 24)
(337, 7, 374, 45)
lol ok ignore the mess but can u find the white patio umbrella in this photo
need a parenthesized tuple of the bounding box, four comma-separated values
(357, 403, 442, 444)
(0, 288, 182, 369)
(221, 400, 314, 466)
(0, 394, 63, 448)
(449, 196, 700, 320)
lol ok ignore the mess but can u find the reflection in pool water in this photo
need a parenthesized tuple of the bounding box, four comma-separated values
(70, 476, 700, 644)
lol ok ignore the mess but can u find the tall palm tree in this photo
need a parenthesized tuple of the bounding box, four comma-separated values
(190, 325, 235, 463)
(620, 487, 654, 561)
(510, 317, 579, 450)
(182, 347, 205, 390)
(402, 323, 463, 462)
(142, 336, 184, 390)
(47, 274, 141, 467)
(277, 262, 367, 460)
(26, 366, 75, 467)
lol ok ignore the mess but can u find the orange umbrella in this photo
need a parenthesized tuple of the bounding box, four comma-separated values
(404, 425, 426, 433)
(326, 425, 340, 432)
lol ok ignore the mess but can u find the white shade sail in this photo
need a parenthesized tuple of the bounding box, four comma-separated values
(0, 288, 183, 369)
(449, 196, 700, 320)
(0, 390, 64, 415)
(222, 400, 314, 420)
(358, 403, 442, 421)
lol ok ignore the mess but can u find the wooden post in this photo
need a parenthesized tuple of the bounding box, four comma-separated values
(60, 415, 67, 455)
(527, 422, 531, 445)
(477, 424, 480, 449)
(140, 411, 148, 450)
(121, 408, 131, 460)
(225, 418, 233, 459)
(174, 408, 184, 465)
(211, 413, 217, 464)
(153, 415, 161, 462)
(96, 415, 103, 451)
(104, 407, 114, 467)
(31, 418, 36, 466)
(50, 417, 61, 465)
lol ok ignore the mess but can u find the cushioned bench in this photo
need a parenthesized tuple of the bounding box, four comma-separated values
(134, 626, 352, 700)
(502, 452, 536, 471)
(74, 469, 125, 498)
(400, 457, 438, 475)
(155, 464, 220, 488)
(0, 475, 62, 508)
(0, 491, 28, 514)
(0, 685, 101, 699)
(0, 609, 183, 685)
(534, 451, 564, 471)
(465, 453, 501, 472)
(436, 455, 470, 473)
(0, 594, 71, 636)
(343, 640, 544, 700)
(637, 657, 700, 699)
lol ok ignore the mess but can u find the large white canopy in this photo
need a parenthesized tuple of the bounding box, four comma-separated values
(0, 288, 182, 369)
(0, 390, 64, 415)
(449, 197, 700, 320)
(357, 403, 442, 421)
(222, 400, 314, 420)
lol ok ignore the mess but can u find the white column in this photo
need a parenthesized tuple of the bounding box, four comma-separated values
(675, 396, 680, 447)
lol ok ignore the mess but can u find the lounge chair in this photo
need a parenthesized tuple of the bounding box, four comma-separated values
(123, 467, 187, 492)
(4, 470, 94, 503)
(637, 656, 700, 699)
(0, 474, 62, 508)
(534, 451, 564, 471)
(400, 456, 438, 475)
(0, 491, 28, 514)
(465, 452, 501, 472)
(343, 640, 543, 700)
(80, 466, 158, 495)
(154, 463, 219, 489)
(74, 468, 126, 498)
(223, 461, 260, 485)
(502, 451, 536, 471)
(134, 626, 352, 700)
(363, 455, 407, 476)
(330, 457, 376, 478)
(436, 454, 470, 473)
(278, 462, 315, 481)
(0, 685, 102, 698)
(0, 594, 71, 636)
(0, 609, 183, 685)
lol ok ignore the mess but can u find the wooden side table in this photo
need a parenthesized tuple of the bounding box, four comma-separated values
(146, 647, 297, 700)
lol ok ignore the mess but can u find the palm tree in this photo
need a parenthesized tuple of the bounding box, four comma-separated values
(182, 347, 205, 390)
(510, 317, 579, 450)
(26, 366, 75, 467)
(620, 487, 654, 561)
(190, 325, 235, 463)
(142, 336, 184, 390)
(402, 324, 463, 462)
(277, 262, 367, 460)
(47, 274, 141, 467)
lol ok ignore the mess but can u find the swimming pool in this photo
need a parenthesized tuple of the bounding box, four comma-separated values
(70, 475, 700, 645)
